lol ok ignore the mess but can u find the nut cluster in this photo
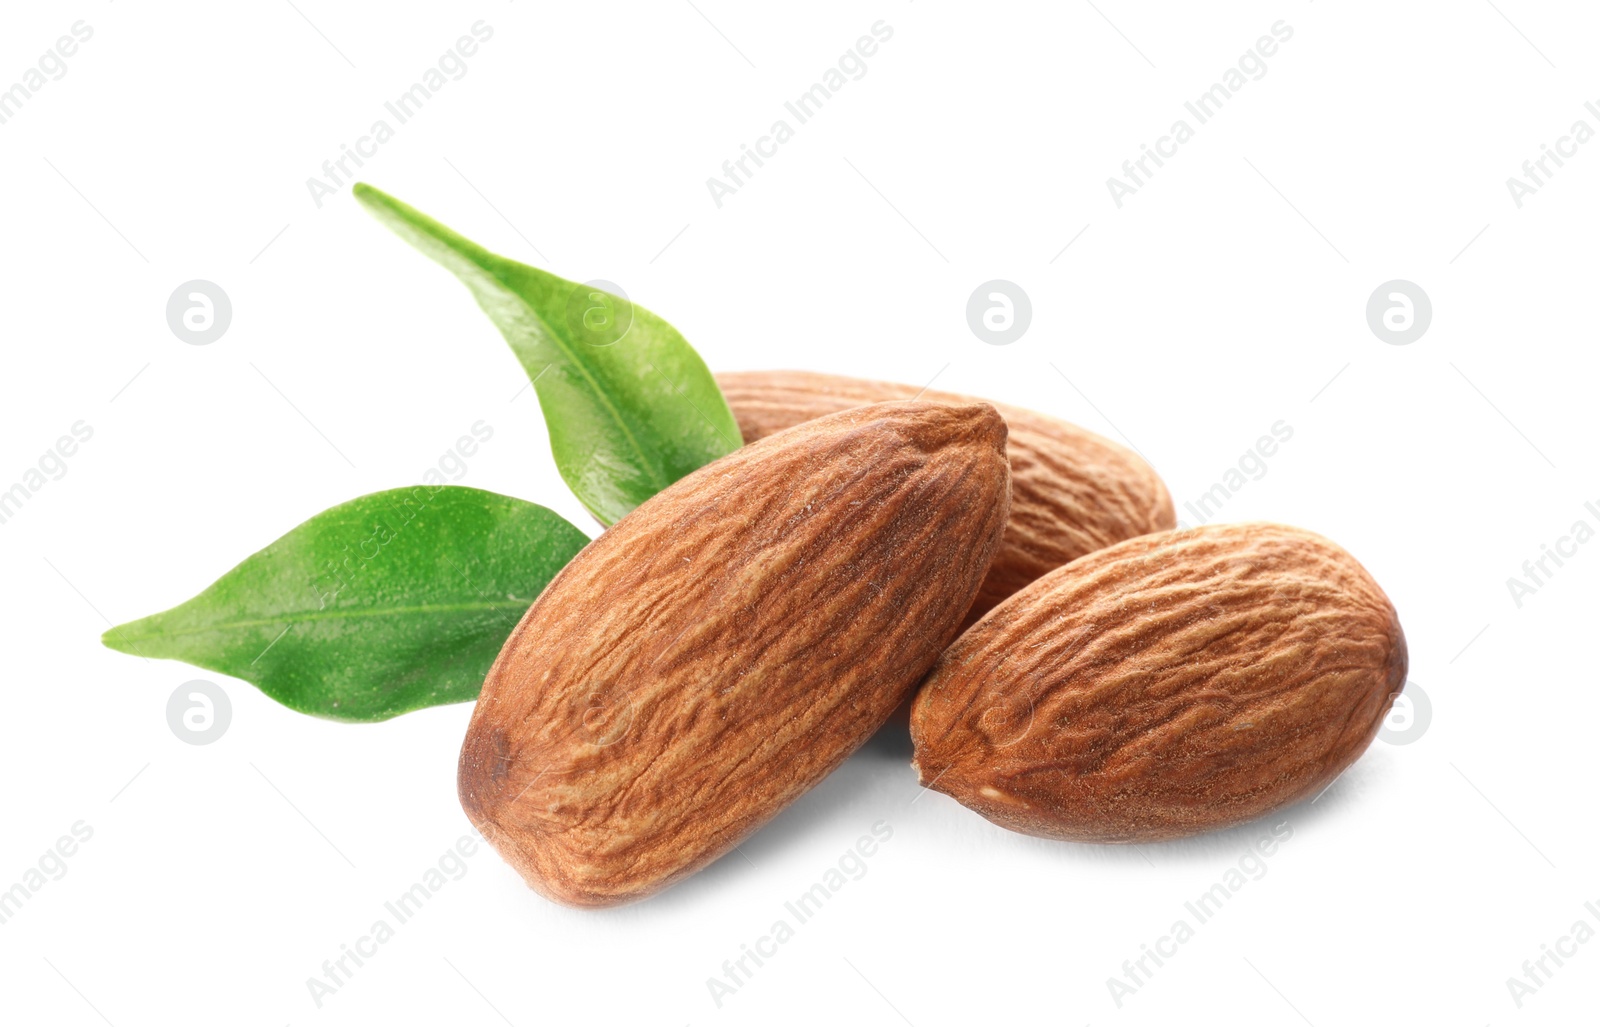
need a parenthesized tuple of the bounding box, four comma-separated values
(459, 372, 1407, 907)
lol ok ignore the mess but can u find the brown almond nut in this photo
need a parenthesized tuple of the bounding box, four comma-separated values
(460, 401, 1011, 906)
(715, 370, 1175, 622)
(909, 522, 1407, 843)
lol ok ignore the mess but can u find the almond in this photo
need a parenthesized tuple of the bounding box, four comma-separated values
(909, 523, 1407, 842)
(715, 370, 1174, 621)
(460, 401, 1011, 906)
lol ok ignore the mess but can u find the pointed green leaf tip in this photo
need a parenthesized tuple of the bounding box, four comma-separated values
(102, 486, 590, 722)
(352, 182, 742, 525)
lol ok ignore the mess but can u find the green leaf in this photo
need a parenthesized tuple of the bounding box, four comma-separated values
(353, 183, 741, 524)
(102, 486, 589, 722)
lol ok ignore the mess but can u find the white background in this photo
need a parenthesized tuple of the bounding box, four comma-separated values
(1, 1, 1596, 1024)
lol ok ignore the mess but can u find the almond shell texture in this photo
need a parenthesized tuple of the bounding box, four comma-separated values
(909, 522, 1407, 842)
(715, 370, 1175, 621)
(460, 401, 1012, 905)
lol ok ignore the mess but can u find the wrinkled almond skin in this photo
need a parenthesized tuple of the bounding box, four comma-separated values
(460, 402, 1011, 906)
(715, 370, 1175, 622)
(909, 523, 1407, 842)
